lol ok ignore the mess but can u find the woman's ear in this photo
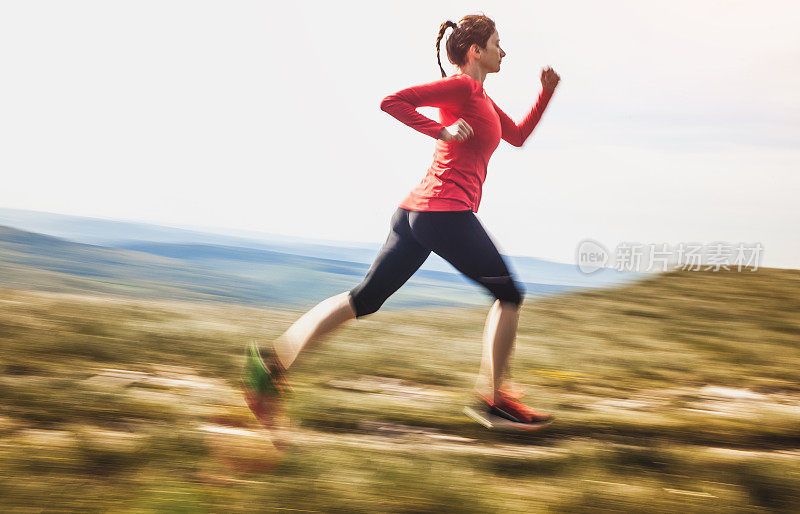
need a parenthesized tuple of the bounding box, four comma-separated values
(468, 43, 481, 59)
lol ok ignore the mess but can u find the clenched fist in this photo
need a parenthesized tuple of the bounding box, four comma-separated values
(439, 118, 474, 142)
(541, 67, 560, 91)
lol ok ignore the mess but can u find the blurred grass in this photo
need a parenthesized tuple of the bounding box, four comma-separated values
(0, 267, 799, 511)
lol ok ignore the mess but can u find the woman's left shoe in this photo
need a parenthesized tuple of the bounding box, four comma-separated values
(242, 341, 291, 428)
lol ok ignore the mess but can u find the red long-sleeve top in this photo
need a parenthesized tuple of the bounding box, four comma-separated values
(380, 73, 553, 212)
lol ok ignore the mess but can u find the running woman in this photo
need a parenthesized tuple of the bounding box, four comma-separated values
(244, 14, 560, 427)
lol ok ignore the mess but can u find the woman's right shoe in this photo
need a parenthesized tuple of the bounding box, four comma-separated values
(486, 389, 553, 424)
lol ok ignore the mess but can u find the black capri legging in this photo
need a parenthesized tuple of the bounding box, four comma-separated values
(349, 207, 525, 318)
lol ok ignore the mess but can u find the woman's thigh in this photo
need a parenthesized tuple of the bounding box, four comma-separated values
(408, 210, 524, 304)
(349, 208, 432, 317)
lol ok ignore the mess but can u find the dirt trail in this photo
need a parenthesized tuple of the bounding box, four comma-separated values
(8, 366, 799, 470)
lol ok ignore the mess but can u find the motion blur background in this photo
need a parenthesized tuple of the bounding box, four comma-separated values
(1, 1, 799, 512)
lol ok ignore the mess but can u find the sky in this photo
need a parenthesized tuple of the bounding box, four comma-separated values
(1, 1, 798, 268)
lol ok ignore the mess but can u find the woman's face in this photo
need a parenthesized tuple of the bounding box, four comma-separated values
(477, 30, 506, 73)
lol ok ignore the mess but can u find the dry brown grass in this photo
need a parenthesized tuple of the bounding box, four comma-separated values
(1, 267, 799, 511)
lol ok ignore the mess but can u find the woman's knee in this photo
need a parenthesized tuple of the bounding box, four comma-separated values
(499, 288, 524, 307)
(348, 287, 384, 318)
(480, 274, 525, 306)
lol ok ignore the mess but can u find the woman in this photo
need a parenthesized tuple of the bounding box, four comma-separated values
(244, 14, 560, 427)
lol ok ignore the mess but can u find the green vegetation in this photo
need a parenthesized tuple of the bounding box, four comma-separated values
(1, 267, 799, 511)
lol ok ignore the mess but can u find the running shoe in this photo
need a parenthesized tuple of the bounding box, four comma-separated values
(242, 341, 291, 428)
(487, 389, 553, 424)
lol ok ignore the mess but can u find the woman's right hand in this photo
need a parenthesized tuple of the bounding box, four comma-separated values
(439, 118, 474, 142)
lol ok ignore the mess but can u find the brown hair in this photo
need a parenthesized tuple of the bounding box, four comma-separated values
(436, 14, 496, 78)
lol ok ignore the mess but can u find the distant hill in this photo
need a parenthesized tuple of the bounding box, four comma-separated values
(0, 226, 284, 304)
(0, 207, 641, 289)
(0, 226, 580, 309)
(115, 241, 574, 295)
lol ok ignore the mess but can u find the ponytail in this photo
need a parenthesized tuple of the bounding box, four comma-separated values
(436, 20, 458, 77)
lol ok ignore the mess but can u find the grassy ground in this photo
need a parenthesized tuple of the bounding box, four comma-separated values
(1, 267, 799, 512)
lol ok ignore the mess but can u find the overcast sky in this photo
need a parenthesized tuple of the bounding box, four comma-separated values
(1, 1, 798, 268)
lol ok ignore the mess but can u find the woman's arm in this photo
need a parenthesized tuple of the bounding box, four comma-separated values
(380, 75, 474, 140)
(493, 67, 560, 147)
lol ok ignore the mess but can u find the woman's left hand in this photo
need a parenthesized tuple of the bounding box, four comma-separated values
(541, 67, 560, 91)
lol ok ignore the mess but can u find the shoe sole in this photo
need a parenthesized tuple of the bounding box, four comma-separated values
(463, 406, 553, 431)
